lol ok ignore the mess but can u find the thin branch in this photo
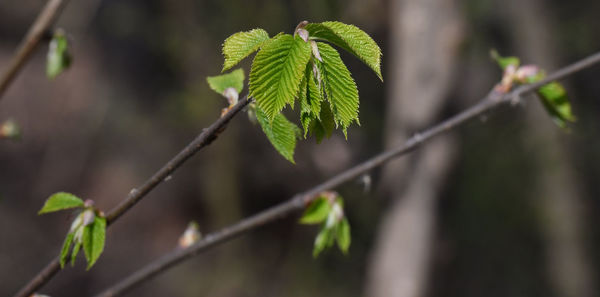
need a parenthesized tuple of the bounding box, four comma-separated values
(12, 96, 252, 297)
(0, 0, 70, 101)
(94, 51, 600, 297)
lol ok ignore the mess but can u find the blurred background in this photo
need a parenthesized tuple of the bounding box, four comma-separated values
(1, 0, 599, 296)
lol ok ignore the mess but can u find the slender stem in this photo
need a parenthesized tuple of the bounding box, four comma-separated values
(94, 51, 600, 297)
(12, 97, 251, 297)
(105, 96, 251, 224)
(0, 0, 69, 101)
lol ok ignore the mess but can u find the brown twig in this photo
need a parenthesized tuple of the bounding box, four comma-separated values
(93, 51, 600, 297)
(12, 96, 252, 297)
(0, 0, 70, 101)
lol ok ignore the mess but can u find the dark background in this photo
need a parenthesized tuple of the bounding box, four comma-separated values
(1, 0, 599, 296)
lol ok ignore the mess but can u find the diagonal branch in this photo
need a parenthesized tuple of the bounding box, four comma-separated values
(0, 0, 70, 102)
(94, 51, 600, 297)
(12, 96, 252, 297)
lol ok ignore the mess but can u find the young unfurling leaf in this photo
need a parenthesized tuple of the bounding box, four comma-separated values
(207, 68, 245, 94)
(303, 193, 351, 258)
(46, 30, 71, 79)
(39, 192, 84, 214)
(536, 82, 575, 128)
(490, 49, 520, 70)
(299, 197, 331, 224)
(41, 193, 106, 269)
(492, 51, 575, 128)
(306, 21, 382, 80)
(255, 106, 301, 163)
(59, 232, 75, 268)
(82, 216, 106, 270)
(0, 120, 20, 140)
(336, 218, 351, 254)
(212, 21, 382, 162)
(317, 42, 359, 136)
(249, 34, 312, 120)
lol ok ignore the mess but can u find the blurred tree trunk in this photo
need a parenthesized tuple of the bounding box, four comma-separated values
(365, 0, 463, 296)
(503, 1, 595, 296)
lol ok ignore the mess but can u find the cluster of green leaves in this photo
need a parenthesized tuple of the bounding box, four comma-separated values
(46, 30, 71, 79)
(207, 21, 382, 162)
(39, 192, 106, 269)
(299, 192, 350, 257)
(491, 50, 575, 128)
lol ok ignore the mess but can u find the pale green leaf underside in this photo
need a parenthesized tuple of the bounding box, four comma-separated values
(317, 42, 359, 135)
(207, 68, 245, 94)
(250, 34, 312, 120)
(60, 232, 75, 268)
(336, 218, 351, 254)
(222, 29, 270, 72)
(39, 192, 84, 214)
(256, 107, 301, 163)
(313, 227, 334, 258)
(300, 64, 324, 136)
(71, 241, 81, 266)
(47, 34, 71, 79)
(306, 21, 382, 80)
(83, 216, 106, 269)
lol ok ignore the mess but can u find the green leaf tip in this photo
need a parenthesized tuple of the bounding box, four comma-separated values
(207, 68, 245, 94)
(222, 29, 270, 72)
(83, 216, 106, 269)
(490, 49, 520, 70)
(256, 106, 301, 163)
(39, 192, 84, 214)
(46, 30, 72, 79)
(306, 21, 383, 81)
(250, 34, 312, 120)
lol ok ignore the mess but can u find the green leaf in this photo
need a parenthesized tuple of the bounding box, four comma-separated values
(306, 21, 382, 80)
(59, 232, 74, 268)
(249, 34, 312, 120)
(318, 101, 335, 139)
(300, 197, 331, 224)
(82, 216, 106, 269)
(207, 68, 245, 94)
(71, 241, 81, 266)
(317, 42, 360, 136)
(537, 82, 575, 128)
(313, 226, 334, 258)
(336, 218, 351, 254)
(39, 192, 84, 214)
(222, 29, 270, 72)
(46, 32, 71, 79)
(256, 107, 301, 163)
(490, 49, 520, 70)
(300, 64, 324, 136)
(307, 102, 335, 144)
